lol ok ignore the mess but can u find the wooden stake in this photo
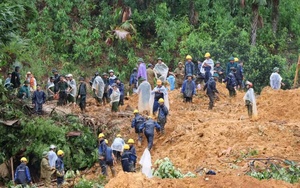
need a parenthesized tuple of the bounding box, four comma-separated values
(293, 55, 300, 88)
(10, 157, 14, 182)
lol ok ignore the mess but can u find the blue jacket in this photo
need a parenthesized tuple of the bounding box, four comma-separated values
(204, 66, 212, 83)
(32, 90, 46, 104)
(129, 146, 137, 163)
(121, 151, 133, 172)
(55, 156, 64, 183)
(14, 163, 31, 184)
(224, 72, 237, 89)
(106, 146, 114, 163)
(184, 61, 195, 77)
(139, 119, 161, 135)
(235, 64, 243, 80)
(158, 104, 168, 122)
(117, 82, 125, 96)
(131, 114, 145, 129)
(109, 75, 116, 86)
(181, 80, 196, 97)
(204, 78, 219, 94)
(167, 75, 175, 91)
(129, 72, 138, 86)
(98, 140, 107, 157)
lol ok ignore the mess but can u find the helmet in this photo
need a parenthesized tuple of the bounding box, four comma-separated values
(246, 81, 253, 87)
(157, 57, 162, 60)
(105, 139, 108, 144)
(186, 55, 192, 60)
(108, 70, 114, 73)
(186, 74, 193, 78)
(128, 138, 134, 144)
(234, 58, 239, 62)
(158, 98, 164, 103)
(95, 72, 99, 76)
(133, 68, 137, 71)
(102, 72, 108, 76)
(42, 151, 48, 157)
(215, 61, 220, 64)
(20, 157, 28, 163)
(116, 134, 122, 138)
(50, 144, 56, 149)
(229, 56, 234, 61)
(273, 67, 279, 72)
(148, 63, 153, 68)
(124, 144, 130, 150)
(133, 109, 139, 114)
(204, 53, 211, 58)
(26, 72, 31, 75)
(79, 77, 84, 81)
(178, 62, 183, 65)
(57, 150, 64, 156)
(147, 116, 152, 120)
(138, 58, 144, 62)
(156, 80, 162, 85)
(98, 133, 105, 138)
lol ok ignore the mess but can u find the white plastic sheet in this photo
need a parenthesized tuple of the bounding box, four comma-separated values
(136, 81, 151, 112)
(139, 148, 152, 178)
(154, 64, 169, 82)
(111, 137, 125, 152)
(243, 88, 258, 118)
(92, 76, 105, 99)
(270, 72, 282, 90)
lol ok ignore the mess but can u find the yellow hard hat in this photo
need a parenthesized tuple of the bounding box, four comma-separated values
(128, 138, 135, 144)
(57, 150, 64, 156)
(124, 144, 130, 150)
(105, 139, 108, 144)
(133, 109, 139, 114)
(158, 98, 164, 103)
(98, 133, 105, 138)
(117, 134, 122, 138)
(20, 157, 28, 163)
(204, 53, 211, 58)
(234, 57, 239, 62)
(157, 80, 162, 85)
(186, 55, 192, 60)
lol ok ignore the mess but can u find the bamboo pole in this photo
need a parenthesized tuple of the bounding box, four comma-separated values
(10, 157, 14, 182)
(293, 55, 300, 88)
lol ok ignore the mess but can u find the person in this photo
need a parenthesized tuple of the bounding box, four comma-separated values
(4, 73, 12, 89)
(184, 55, 195, 78)
(14, 157, 32, 186)
(181, 74, 196, 103)
(157, 98, 169, 134)
(174, 62, 185, 88)
(110, 83, 120, 112)
(11, 66, 21, 89)
(52, 69, 60, 93)
(195, 60, 204, 88)
(129, 68, 138, 93)
(47, 77, 55, 101)
(147, 64, 156, 89)
(137, 58, 147, 81)
(108, 70, 117, 86)
(26, 72, 37, 92)
(127, 139, 137, 171)
(204, 76, 219, 110)
(111, 134, 125, 162)
(40, 151, 55, 187)
(202, 53, 214, 76)
(167, 73, 175, 91)
(270, 67, 284, 90)
(214, 61, 225, 82)
(92, 72, 105, 105)
(17, 81, 30, 99)
(56, 150, 65, 188)
(150, 80, 168, 114)
(139, 116, 161, 151)
(131, 110, 146, 145)
(105, 139, 116, 177)
(226, 57, 238, 76)
(98, 133, 107, 176)
(136, 78, 151, 113)
(235, 59, 244, 90)
(102, 73, 110, 105)
(121, 144, 134, 172)
(48, 144, 58, 168)
(66, 74, 77, 108)
(224, 67, 237, 97)
(115, 78, 125, 106)
(154, 57, 169, 82)
(32, 84, 46, 115)
(243, 81, 257, 119)
(203, 63, 212, 83)
(77, 77, 87, 113)
(57, 75, 69, 105)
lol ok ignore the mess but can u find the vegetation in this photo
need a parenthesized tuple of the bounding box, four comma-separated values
(153, 158, 196, 179)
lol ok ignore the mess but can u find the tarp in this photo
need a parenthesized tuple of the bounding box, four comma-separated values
(154, 64, 169, 82)
(139, 148, 152, 178)
(111, 137, 125, 152)
(136, 81, 151, 113)
(243, 88, 258, 119)
(92, 76, 105, 99)
(270, 72, 282, 90)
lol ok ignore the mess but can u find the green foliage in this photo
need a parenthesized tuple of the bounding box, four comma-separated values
(248, 160, 300, 184)
(75, 175, 108, 188)
(153, 158, 196, 179)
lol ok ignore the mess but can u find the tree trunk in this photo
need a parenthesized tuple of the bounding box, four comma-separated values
(251, 3, 259, 46)
(271, 0, 279, 35)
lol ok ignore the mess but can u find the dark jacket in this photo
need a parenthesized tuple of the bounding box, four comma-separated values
(226, 62, 238, 76)
(224, 72, 237, 89)
(102, 77, 109, 93)
(139, 119, 161, 135)
(129, 71, 138, 86)
(181, 80, 196, 97)
(204, 66, 212, 83)
(131, 114, 146, 132)
(55, 156, 64, 183)
(11, 71, 21, 88)
(121, 151, 133, 172)
(98, 140, 107, 157)
(117, 82, 125, 96)
(32, 90, 46, 104)
(18, 85, 30, 99)
(78, 82, 87, 96)
(14, 163, 31, 184)
(158, 104, 168, 122)
(235, 64, 243, 80)
(106, 146, 114, 164)
(204, 78, 219, 94)
(184, 61, 195, 77)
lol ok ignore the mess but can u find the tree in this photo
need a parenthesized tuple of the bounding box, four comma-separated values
(271, 0, 280, 35)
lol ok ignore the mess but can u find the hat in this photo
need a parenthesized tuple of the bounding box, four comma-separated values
(245, 81, 253, 87)
(108, 70, 114, 73)
(68, 74, 73, 77)
(24, 80, 29, 84)
(215, 61, 220, 64)
(79, 77, 84, 81)
(229, 57, 234, 61)
(186, 74, 193, 78)
(66, 74, 71, 77)
(273, 67, 279, 72)
(133, 68, 137, 71)
(139, 77, 146, 81)
(95, 72, 99, 76)
(111, 83, 117, 87)
(137, 58, 144, 62)
(52, 69, 58, 73)
(50, 144, 56, 149)
(148, 63, 153, 68)
(102, 73, 108, 76)
(157, 57, 162, 60)
(42, 151, 48, 157)
(178, 62, 183, 65)
(26, 72, 31, 75)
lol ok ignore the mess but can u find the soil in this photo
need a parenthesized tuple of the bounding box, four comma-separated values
(75, 83, 300, 188)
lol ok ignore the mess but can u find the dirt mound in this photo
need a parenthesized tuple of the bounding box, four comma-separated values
(105, 171, 293, 188)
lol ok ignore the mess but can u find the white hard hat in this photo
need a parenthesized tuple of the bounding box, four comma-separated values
(50, 144, 56, 149)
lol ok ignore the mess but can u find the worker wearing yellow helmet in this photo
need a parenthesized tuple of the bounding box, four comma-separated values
(131, 109, 146, 146)
(121, 144, 135, 172)
(202, 52, 215, 76)
(111, 133, 125, 162)
(184, 55, 195, 79)
(56, 150, 65, 187)
(226, 56, 238, 76)
(157, 98, 169, 134)
(14, 157, 32, 186)
(151, 79, 169, 115)
(139, 115, 161, 151)
(105, 140, 116, 177)
(98, 132, 108, 176)
(127, 138, 137, 171)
